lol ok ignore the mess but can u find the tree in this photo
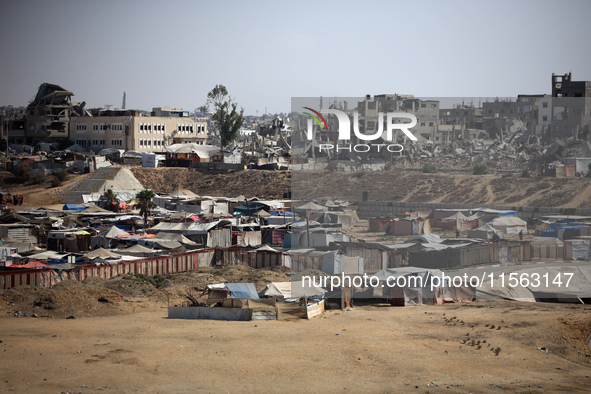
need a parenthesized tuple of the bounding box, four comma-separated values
(204, 84, 245, 148)
(104, 189, 118, 211)
(136, 189, 156, 227)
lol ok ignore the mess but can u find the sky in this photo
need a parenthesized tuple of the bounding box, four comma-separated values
(1, 0, 590, 116)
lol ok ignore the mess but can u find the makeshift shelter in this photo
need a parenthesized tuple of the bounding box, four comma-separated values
(102, 225, 128, 239)
(294, 202, 328, 212)
(385, 217, 430, 236)
(91, 225, 129, 248)
(114, 244, 158, 257)
(311, 211, 353, 227)
(259, 281, 326, 299)
(490, 216, 527, 234)
(569, 239, 591, 260)
(373, 267, 475, 305)
(530, 237, 565, 260)
(206, 283, 260, 303)
(293, 227, 350, 248)
(154, 232, 200, 249)
(47, 229, 93, 252)
(85, 247, 122, 260)
(467, 223, 503, 240)
(405, 234, 443, 244)
(62, 204, 86, 211)
(288, 249, 343, 273)
(13, 261, 48, 269)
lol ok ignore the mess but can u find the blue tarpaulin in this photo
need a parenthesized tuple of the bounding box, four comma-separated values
(269, 211, 294, 216)
(225, 283, 260, 299)
(62, 204, 86, 211)
(542, 223, 560, 237)
(498, 211, 518, 217)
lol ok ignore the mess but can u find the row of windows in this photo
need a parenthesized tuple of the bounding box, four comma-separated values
(92, 124, 107, 131)
(75, 139, 122, 147)
(139, 138, 165, 148)
(177, 124, 194, 134)
(75, 123, 124, 132)
(139, 123, 165, 133)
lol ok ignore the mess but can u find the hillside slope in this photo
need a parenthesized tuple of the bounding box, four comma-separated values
(131, 168, 591, 209)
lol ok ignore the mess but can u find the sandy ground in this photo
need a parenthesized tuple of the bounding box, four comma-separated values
(131, 168, 291, 199)
(2, 168, 591, 209)
(1, 299, 591, 393)
(291, 170, 591, 208)
(0, 170, 86, 208)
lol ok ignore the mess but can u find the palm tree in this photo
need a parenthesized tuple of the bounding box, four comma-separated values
(103, 189, 118, 211)
(136, 189, 156, 227)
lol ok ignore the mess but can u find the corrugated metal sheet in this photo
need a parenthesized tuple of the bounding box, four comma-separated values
(7, 227, 31, 241)
(0, 246, 294, 290)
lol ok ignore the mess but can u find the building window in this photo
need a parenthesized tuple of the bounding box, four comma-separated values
(543, 102, 548, 108)
(429, 122, 434, 127)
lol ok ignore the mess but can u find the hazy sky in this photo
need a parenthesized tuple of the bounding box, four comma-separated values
(1, 0, 590, 115)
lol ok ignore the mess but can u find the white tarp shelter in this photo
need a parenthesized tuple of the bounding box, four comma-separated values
(490, 216, 527, 234)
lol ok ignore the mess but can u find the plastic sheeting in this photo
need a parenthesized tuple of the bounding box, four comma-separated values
(225, 283, 260, 299)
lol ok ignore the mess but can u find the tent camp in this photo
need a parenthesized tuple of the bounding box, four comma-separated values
(490, 216, 527, 234)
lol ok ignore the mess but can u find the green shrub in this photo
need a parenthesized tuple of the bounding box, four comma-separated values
(31, 172, 46, 184)
(422, 164, 438, 173)
(473, 163, 490, 175)
(51, 178, 62, 188)
(55, 169, 68, 182)
(13, 163, 33, 183)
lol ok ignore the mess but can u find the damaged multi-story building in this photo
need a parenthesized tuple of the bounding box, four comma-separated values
(18, 83, 90, 145)
(358, 94, 439, 142)
(7, 83, 208, 153)
(544, 72, 591, 139)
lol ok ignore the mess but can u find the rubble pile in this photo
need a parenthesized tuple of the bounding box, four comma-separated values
(403, 137, 591, 173)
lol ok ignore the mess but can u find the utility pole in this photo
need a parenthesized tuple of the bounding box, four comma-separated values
(306, 211, 310, 248)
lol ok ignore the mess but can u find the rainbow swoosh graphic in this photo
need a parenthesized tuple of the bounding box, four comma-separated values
(303, 107, 328, 131)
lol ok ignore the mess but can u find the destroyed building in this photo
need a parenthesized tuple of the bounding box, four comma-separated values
(22, 83, 90, 145)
